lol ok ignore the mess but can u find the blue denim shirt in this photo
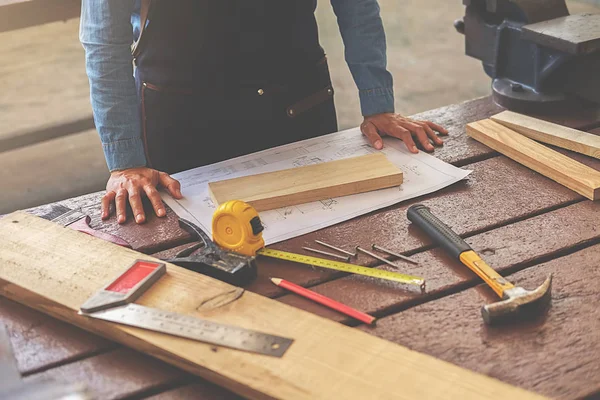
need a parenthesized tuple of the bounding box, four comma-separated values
(80, 0, 395, 171)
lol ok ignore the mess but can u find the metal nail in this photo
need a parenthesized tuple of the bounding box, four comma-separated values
(315, 240, 357, 258)
(355, 246, 401, 269)
(302, 247, 350, 262)
(371, 244, 419, 265)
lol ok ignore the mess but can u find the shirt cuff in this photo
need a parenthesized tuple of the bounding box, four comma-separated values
(102, 137, 148, 171)
(359, 87, 395, 116)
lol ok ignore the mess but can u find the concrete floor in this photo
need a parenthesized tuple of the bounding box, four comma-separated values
(1, 0, 599, 214)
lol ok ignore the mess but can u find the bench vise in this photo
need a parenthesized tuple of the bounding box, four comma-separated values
(455, 0, 600, 113)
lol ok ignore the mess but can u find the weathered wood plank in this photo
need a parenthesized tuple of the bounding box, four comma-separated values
(0, 298, 114, 374)
(491, 111, 600, 159)
(244, 155, 588, 298)
(410, 96, 600, 166)
(23, 349, 190, 400)
(467, 119, 600, 200)
(276, 201, 600, 322)
(0, 212, 545, 400)
(20, 97, 600, 259)
(147, 382, 242, 400)
(358, 245, 600, 400)
(1, 297, 238, 399)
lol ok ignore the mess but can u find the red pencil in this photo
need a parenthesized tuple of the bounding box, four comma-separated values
(270, 277, 376, 325)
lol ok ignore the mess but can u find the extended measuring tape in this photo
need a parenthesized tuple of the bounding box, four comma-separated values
(212, 200, 425, 292)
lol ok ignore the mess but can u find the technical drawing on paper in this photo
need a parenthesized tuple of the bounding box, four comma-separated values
(163, 127, 471, 245)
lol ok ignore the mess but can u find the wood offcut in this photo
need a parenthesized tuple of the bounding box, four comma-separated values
(208, 153, 403, 212)
(466, 119, 600, 201)
(491, 111, 600, 159)
(0, 212, 545, 400)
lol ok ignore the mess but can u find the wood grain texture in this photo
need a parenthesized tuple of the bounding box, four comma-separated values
(243, 155, 586, 299)
(491, 111, 600, 159)
(147, 382, 242, 400)
(398, 96, 600, 167)
(361, 245, 600, 400)
(0, 212, 544, 400)
(467, 119, 600, 200)
(277, 201, 600, 323)
(0, 298, 114, 375)
(23, 348, 189, 399)
(208, 154, 403, 212)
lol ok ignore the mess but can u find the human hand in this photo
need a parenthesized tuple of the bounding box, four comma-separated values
(361, 113, 449, 153)
(102, 167, 183, 224)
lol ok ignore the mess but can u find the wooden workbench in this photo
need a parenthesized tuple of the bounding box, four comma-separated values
(2, 96, 600, 399)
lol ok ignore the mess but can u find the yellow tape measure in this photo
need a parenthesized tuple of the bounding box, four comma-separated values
(212, 200, 425, 292)
(258, 248, 425, 291)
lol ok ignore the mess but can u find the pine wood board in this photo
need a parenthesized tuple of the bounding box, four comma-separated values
(208, 153, 403, 212)
(466, 119, 600, 201)
(0, 212, 544, 400)
(491, 111, 600, 159)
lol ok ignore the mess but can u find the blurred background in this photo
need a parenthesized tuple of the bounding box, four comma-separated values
(1, 0, 599, 214)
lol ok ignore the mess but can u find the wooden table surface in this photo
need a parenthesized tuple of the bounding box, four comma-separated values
(3, 96, 600, 399)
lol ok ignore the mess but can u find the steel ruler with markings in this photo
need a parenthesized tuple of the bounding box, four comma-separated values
(79, 260, 293, 357)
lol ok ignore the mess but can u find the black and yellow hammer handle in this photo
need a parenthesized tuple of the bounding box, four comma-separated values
(407, 204, 514, 299)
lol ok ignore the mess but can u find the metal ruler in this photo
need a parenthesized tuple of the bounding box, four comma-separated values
(80, 260, 293, 357)
(258, 248, 426, 292)
(85, 304, 291, 356)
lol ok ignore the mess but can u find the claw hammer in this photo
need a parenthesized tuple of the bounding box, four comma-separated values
(407, 204, 552, 325)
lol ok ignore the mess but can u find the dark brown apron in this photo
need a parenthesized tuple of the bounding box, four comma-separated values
(132, 0, 338, 174)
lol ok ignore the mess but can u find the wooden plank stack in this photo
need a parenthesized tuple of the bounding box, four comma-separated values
(467, 113, 600, 201)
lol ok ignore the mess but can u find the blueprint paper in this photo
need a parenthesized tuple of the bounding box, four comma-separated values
(162, 127, 471, 245)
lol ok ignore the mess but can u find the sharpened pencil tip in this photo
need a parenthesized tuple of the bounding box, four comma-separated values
(270, 278, 282, 285)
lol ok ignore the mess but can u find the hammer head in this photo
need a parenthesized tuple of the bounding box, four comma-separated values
(481, 274, 553, 325)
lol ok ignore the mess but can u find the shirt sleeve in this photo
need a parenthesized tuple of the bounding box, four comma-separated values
(330, 0, 395, 116)
(79, 0, 147, 171)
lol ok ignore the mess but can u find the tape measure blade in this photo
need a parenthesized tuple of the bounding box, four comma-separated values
(83, 304, 293, 357)
(259, 248, 425, 288)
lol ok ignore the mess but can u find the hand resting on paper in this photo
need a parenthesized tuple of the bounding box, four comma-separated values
(361, 113, 449, 153)
(102, 167, 183, 224)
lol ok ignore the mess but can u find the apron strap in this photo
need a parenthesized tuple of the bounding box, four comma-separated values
(131, 0, 152, 57)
